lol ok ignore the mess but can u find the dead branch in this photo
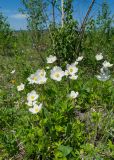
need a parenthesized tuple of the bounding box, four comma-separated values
(76, 0, 96, 55)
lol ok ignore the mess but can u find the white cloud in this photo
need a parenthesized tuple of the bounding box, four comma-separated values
(10, 13, 28, 19)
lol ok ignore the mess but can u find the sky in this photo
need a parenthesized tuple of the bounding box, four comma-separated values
(0, 0, 27, 30)
(0, 0, 114, 30)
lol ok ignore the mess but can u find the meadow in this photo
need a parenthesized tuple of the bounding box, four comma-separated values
(0, 0, 114, 160)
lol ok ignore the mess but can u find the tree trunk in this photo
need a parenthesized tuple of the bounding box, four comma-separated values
(52, 0, 55, 27)
(61, 0, 64, 27)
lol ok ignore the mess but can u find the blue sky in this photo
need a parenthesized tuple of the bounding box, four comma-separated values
(0, 0, 114, 30)
(0, 0, 27, 30)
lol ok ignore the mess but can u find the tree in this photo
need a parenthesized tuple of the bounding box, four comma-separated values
(64, 0, 73, 23)
(61, 0, 73, 27)
(61, 0, 64, 27)
(21, 0, 47, 62)
(96, 0, 112, 38)
(0, 12, 15, 56)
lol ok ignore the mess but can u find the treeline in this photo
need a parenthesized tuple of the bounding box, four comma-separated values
(0, 0, 114, 64)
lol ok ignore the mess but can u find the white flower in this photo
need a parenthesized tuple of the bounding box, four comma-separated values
(29, 103, 42, 114)
(95, 53, 103, 61)
(47, 55, 57, 64)
(74, 61, 79, 65)
(36, 76, 47, 84)
(96, 75, 110, 81)
(27, 69, 47, 84)
(11, 70, 15, 74)
(100, 67, 110, 75)
(35, 69, 47, 84)
(67, 63, 78, 75)
(27, 74, 38, 84)
(65, 70, 69, 76)
(50, 66, 65, 81)
(46, 66, 50, 69)
(17, 83, 25, 91)
(102, 61, 113, 68)
(69, 75, 78, 80)
(36, 69, 46, 78)
(96, 67, 110, 81)
(27, 90, 39, 102)
(76, 56, 83, 62)
(68, 91, 79, 99)
(100, 67, 105, 74)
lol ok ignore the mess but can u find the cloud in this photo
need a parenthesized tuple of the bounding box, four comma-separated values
(10, 13, 28, 19)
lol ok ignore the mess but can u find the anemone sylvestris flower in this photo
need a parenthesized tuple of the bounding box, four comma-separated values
(76, 56, 83, 62)
(47, 55, 57, 64)
(27, 69, 47, 84)
(50, 66, 65, 81)
(69, 75, 78, 80)
(27, 90, 39, 102)
(29, 103, 42, 114)
(102, 61, 113, 68)
(11, 70, 15, 74)
(95, 53, 103, 61)
(67, 63, 78, 76)
(68, 91, 79, 99)
(17, 83, 25, 91)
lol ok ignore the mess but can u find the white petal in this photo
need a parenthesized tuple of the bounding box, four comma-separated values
(29, 108, 36, 114)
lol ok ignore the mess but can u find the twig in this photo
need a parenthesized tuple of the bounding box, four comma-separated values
(76, 0, 96, 56)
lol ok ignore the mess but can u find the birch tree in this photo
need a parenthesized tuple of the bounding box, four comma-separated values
(21, 0, 47, 62)
(61, 0, 64, 27)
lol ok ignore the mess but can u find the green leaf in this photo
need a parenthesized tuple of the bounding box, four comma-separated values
(58, 145, 73, 157)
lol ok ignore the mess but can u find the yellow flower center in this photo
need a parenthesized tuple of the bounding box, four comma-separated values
(35, 108, 39, 113)
(31, 96, 35, 100)
(70, 68, 73, 72)
(32, 77, 37, 81)
(55, 73, 60, 78)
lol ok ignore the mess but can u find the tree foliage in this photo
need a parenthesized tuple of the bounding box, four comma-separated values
(0, 12, 15, 56)
(21, 0, 47, 42)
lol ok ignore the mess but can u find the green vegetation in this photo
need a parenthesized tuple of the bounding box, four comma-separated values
(0, 1, 114, 160)
(0, 12, 16, 56)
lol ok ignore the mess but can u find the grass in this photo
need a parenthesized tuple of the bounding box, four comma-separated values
(0, 49, 114, 159)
